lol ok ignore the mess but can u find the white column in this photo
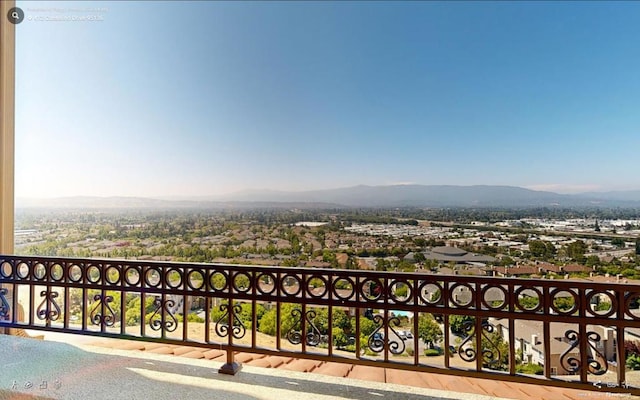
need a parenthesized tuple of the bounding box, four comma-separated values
(0, 0, 16, 255)
(0, 0, 16, 334)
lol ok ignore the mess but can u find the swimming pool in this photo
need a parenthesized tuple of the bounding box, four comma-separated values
(391, 310, 413, 318)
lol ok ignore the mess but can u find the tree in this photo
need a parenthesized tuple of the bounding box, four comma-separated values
(449, 315, 474, 335)
(332, 327, 350, 348)
(84, 289, 125, 325)
(395, 260, 416, 272)
(545, 241, 557, 258)
(553, 295, 575, 312)
(258, 303, 300, 337)
(528, 240, 553, 260)
(585, 255, 600, 268)
(313, 308, 351, 335)
(566, 240, 587, 263)
(471, 329, 510, 371)
(359, 316, 378, 337)
(210, 301, 265, 330)
(345, 256, 357, 270)
(518, 295, 540, 310)
(625, 340, 640, 357)
(124, 295, 157, 326)
(500, 256, 515, 267)
(290, 234, 301, 254)
(611, 238, 626, 248)
(266, 243, 277, 257)
(393, 283, 409, 299)
(375, 258, 390, 271)
(413, 252, 426, 263)
(528, 240, 545, 258)
(416, 314, 443, 348)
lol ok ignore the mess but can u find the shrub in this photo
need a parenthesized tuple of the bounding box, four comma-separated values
(343, 344, 356, 353)
(424, 348, 442, 356)
(625, 340, 640, 357)
(626, 354, 640, 370)
(176, 313, 204, 323)
(516, 363, 544, 375)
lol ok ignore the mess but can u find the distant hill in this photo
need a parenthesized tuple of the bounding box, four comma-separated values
(215, 185, 640, 208)
(578, 190, 640, 202)
(17, 196, 179, 209)
(16, 185, 640, 209)
(15, 196, 342, 210)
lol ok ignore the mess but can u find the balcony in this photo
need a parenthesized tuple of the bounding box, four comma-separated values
(1, 255, 639, 399)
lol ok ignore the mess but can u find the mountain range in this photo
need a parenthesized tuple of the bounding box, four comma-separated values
(15, 185, 640, 209)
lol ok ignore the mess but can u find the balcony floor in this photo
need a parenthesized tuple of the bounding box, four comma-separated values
(0, 332, 630, 400)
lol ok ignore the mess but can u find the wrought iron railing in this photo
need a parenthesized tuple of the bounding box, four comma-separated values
(1, 255, 639, 395)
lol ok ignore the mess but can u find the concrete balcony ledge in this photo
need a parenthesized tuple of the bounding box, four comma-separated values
(0, 334, 505, 400)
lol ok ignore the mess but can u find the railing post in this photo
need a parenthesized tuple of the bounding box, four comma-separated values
(218, 270, 241, 375)
(218, 348, 242, 375)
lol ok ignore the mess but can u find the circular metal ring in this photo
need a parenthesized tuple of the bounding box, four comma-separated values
(306, 274, 328, 299)
(332, 277, 356, 301)
(105, 265, 122, 285)
(256, 272, 277, 295)
(124, 266, 141, 286)
(166, 268, 183, 289)
(187, 269, 205, 290)
(514, 286, 543, 312)
(281, 273, 302, 297)
(448, 282, 474, 308)
(68, 264, 84, 283)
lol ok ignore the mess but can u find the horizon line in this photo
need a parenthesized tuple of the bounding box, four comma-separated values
(14, 183, 640, 201)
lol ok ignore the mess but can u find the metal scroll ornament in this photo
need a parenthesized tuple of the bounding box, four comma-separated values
(560, 330, 608, 375)
(214, 303, 246, 339)
(286, 309, 322, 346)
(36, 290, 61, 321)
(367, 315, 405, 355)
(149, 297, 178, 332)
(89, 294, 116, 327)
(0, 288, 9, 320)
(458, 319, 502, 368)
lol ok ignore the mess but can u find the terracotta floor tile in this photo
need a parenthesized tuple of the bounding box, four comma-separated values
(143, 343, 168, 351)
(180, 350, 206, 359)
(264, 356, 293, 368)
(113, 341, 147, 351)
(314, 362, 353, 378)
(202, 349, 225, 359)
(413, 372, 450, 391)
(235, 353, 263, 363)
(281, 359, 322, 373)
(347, 365, 385, 382)
(172, 346, 198, 356)
(385, 369, 434, 389)
(146, 346, 175, 355)
(434, 374, 484, 395)
(246, 358, 273, 368)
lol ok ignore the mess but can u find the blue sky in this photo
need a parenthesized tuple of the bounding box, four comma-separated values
(14, 1, 640, 198)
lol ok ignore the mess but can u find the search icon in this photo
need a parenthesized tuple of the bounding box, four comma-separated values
(7, 7, 24, 24)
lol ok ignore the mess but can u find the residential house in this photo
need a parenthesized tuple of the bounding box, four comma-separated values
(492, 319, 616, 375)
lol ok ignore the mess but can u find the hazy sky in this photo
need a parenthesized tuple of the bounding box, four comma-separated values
(14, 1, 640, 198)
